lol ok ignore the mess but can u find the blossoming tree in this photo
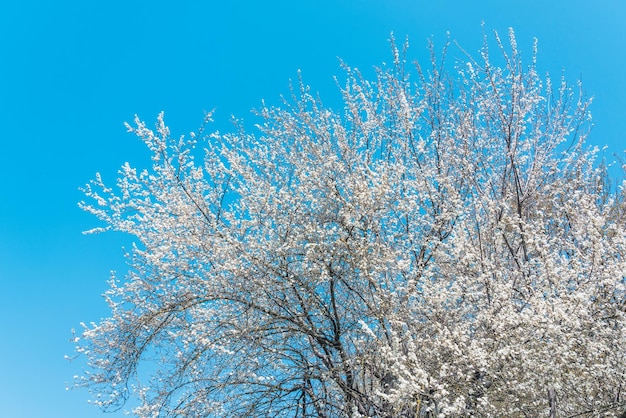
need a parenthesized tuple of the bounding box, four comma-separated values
(76, 29, 626, 417)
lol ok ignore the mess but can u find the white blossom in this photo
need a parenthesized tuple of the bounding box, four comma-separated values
(75, 30, 626, 417)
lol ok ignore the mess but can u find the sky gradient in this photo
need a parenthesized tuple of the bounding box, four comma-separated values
(1, 1, 625, 417)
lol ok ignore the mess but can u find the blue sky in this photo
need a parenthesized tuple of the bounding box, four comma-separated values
(0, 1, 624, 417)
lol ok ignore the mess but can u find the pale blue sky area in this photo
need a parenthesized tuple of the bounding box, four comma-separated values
(1, 1, 625, 417)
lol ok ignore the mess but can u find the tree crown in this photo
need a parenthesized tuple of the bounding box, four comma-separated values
(76, 29, 626, 417)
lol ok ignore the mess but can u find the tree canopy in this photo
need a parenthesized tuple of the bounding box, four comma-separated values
(76, 29, 626, 417)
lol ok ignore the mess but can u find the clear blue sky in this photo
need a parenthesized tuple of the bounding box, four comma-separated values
(0, 1, 624, 417)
